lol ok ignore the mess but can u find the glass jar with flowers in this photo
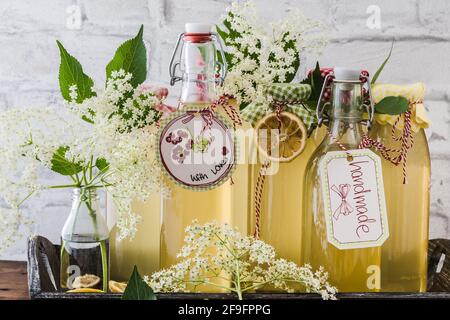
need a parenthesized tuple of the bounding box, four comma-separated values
(0, 26, 164, 293)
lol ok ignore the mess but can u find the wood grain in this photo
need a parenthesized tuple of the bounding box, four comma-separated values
(0, 261, 28, 300)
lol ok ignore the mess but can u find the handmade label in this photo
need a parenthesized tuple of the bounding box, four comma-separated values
(318, 149, 389, 250)
(158, 108, 235, 190)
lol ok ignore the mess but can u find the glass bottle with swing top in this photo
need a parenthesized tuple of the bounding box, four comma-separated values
(301, 68, 386, 292)
(244, 83, 324, 285)
(159, 23, 249, 292)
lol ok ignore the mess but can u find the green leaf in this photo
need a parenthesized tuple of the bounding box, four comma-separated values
(371, 40, 394, 85)
(217, 49, 234, 70)
(106, 25, 147, 88)
(122, 266, 156, 300)
(50, 146, 83, 176)
(56, 41, 95, 103)
(95, 158, 109, 172)
(374, 96, 409, 115)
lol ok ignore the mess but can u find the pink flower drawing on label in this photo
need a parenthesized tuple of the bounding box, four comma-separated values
(159, 109, 235, 189)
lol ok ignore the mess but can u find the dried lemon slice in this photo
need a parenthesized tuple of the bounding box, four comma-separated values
(255, 111, 307, 162)
(109, 280, 127, 293)
(66, 288, 104, 293)
(72, 274, 101, 289)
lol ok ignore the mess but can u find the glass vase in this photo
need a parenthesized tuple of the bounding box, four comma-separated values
(60, 188, 110, 292)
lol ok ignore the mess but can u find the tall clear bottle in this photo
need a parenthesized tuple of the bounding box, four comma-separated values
(370, 83, 430, 291)
(246, 85, 326, 267)
(160, 23, 248, 292)
(301, 68, 381, 292)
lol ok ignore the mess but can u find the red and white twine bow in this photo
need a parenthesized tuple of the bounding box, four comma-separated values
(181, 109, 214, 132)
(359, 109, 415, 184)
(327, 107, 415, 184)
(331, 184, 353, 220)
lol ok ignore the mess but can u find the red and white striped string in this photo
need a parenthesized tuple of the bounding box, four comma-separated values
(327, 108, 415, 184)
(253, 160, 271, 239)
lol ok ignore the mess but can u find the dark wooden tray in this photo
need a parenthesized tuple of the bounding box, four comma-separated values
(27, 236, 450, 299)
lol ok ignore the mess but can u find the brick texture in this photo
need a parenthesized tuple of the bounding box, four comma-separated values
(0, 0, 449, 260)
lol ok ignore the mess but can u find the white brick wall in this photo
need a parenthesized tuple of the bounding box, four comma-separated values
(1, 0, 449, 260)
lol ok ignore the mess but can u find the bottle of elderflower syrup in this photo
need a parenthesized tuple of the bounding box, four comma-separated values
(301, 68, 389, 292)
(159, 23, 248, 292)
(369, 83, 430, 292)
(245, 83, 325, 277)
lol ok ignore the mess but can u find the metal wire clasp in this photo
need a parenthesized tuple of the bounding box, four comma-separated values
(316, 71, 375, 129)
(168, 32, 228, 86)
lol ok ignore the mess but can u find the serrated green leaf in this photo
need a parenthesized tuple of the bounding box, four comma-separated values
(56, 41, 95, 103)
(217, 49, 234, 71)
(371, 40, 394, 85)
(106, 25, 147, 88)
(50, 146, 83, 176)
(122, 266, 156, 300)
(374, 96, 409, 115)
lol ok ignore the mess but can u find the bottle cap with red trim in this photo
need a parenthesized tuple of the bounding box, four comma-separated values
(185, 23, 212, 34)
(333, 67, 361, 81)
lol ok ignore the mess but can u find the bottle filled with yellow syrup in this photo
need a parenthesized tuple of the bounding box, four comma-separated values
(369, 83, 430, 292)
(108, 24, 250, 283)
(242, 83, 325, 285)
(108, 189, 162, 282)
(158, 23, 249, 292)
(301, 68, 390, 292)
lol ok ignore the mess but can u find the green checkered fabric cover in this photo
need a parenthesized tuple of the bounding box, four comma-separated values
(241, 83, 316, 129)
(264, 83, 311, 102)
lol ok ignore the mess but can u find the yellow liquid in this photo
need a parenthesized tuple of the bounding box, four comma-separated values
(160, 102, 250, 292)
(370, 124, 430, 292)
(248, 128, 325, 265)
(301, 143, 381, 292)
(109, 192, 161, 281)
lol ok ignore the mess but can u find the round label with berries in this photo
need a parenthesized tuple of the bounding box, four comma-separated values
(157, 107, 237, 190)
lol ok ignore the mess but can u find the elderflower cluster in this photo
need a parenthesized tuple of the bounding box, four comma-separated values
(0, 106, 86, 250)
(217, 1, 328, 106)
(0, 70, 165, 251)
(147, 220, 337, 300)
(67, 70, 164, 240)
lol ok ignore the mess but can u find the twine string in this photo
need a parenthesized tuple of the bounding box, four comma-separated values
(253, 160, 271, 239)
(327, 108, 415, 184)
(252, 99, 306, 239)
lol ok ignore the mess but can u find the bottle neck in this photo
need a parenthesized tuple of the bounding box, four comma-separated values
(180, 73, 216, 104)
(326, 119, 365, 148)
(179, 37, 217, 105)
(325, 82, 365, 148)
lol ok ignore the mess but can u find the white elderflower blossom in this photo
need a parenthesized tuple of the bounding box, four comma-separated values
(148, 220, 337, 300)
(217, 1, 328, 106)
(0, 70, 165, 251)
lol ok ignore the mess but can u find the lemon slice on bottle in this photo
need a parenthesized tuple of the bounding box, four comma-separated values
(109, 280, 127, 293)
(71, 274, 101, 289)
(66, 288, 104, 293)
(255, 111, 307, 163)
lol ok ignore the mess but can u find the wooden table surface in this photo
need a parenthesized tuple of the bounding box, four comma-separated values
(0, 261, 28, 300)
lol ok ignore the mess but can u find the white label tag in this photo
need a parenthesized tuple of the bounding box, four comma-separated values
(318, 149, 389, 250)
(158, 109, 236, 190)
